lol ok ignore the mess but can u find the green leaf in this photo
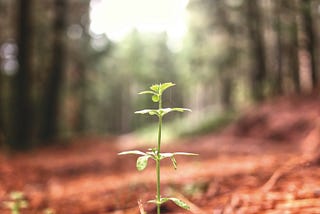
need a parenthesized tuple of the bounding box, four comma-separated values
(138, 90, 157, 95)
(20, 201, 28, 208)
(148, 198, 170, 205)
(159, 152, 197, 161)
(150, 84, 160, 92)
(10, 191, 24, 200)
(148, 147, 157, 153)
(159, 82, 175, 93)
(136, 155, 149, 171)
(160, 197, 170, 204)
(171, 156, 177, 170)
(173, 152, 198, 156)
(171, 108, 192, 113)
(159, 108, 192, 116)
(134, 109, 159, 116)
(152, 95, 159, 102)
(159, 108, 170, 116)
(118, 150, 146, 156)
(168, 198, 190, 210)
(159, 152, 174, 159)
(135, 108, 191, 117)
(147, 199, 157, 204)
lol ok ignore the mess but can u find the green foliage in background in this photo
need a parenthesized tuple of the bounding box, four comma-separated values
(1, 0, 319, 149)
(181, 111, 237, 136)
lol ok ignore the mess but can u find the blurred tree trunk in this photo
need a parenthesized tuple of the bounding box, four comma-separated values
(273, 0, 284, 95)
(74, 62, 87, 133)
(215, 0, 236, 110)
(0, 67, 3, 145)
(11, 0, 33, 150)
(288, 13, 300, 93)
(300, 0, 318, 89)
(220, 75, 233, 109)
(0, 1, 3, 141)
(41, 0, 68, 143)
(67, 1, 90, 135)
(0, 13, 3, 145)
(289, 23, 301, 93)
(245, 0, 267, 101)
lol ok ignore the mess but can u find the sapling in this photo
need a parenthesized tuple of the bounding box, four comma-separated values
(3, 191, 28, 214)
(119, 82, 197, 213)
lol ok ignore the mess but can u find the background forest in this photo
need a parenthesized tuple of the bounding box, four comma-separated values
(0, 0, 319, 150)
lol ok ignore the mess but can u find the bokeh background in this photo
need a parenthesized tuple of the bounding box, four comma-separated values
(0, 0, 319, 150)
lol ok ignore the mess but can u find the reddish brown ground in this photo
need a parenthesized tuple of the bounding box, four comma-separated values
(0, 95, 320, 214)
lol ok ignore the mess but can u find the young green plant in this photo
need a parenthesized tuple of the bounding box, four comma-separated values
(3, 191, 28, 214)
(119, 82, 197, 213)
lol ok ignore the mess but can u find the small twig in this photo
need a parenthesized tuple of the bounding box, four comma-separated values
(261, 120, 320, 192)
(261, 154, 318, 193)
(261, 158, 299, 192)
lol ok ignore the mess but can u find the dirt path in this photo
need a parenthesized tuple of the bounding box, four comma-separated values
(0, 135, 304, 213)
(0, 95, 319, 213)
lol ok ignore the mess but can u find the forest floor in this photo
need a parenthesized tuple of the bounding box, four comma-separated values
(0, 94, 320, 214)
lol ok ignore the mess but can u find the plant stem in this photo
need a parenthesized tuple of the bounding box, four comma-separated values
(156, 157, 161, 214)
(156, 95, 162, 214)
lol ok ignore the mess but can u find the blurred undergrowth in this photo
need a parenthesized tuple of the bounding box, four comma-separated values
(134, 109, 237, 143)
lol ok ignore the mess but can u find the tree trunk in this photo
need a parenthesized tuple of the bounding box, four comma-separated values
(245, 0, 267, 101)
(0, 3, 3, 140)
(215, 0, 235, 110)
(74, 62, 87, 134)
(273, 0, 284, 95)
(285, 0, 301, 93)
(288, 15, 301, 93)
(220, 75, 233, 110)
(41, 0, 68, 143)
(0, 64, 3, 146)
(300, 0, 317, 89)
(11, 0, 33, 150)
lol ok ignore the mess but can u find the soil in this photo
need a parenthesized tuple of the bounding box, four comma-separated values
(0, 95, 320, 214)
